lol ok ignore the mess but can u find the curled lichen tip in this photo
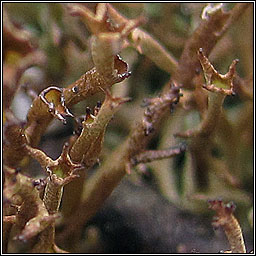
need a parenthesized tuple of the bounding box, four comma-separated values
(39, 86, 74, 124)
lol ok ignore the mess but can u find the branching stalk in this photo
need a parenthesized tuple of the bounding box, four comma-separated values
(208, 199, 246, 253)
(174, 3, 250, 89)
(175, 49, 238, 138)
(58, 84, 181, 241)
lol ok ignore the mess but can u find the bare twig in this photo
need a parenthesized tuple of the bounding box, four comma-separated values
(208, 199, 246, 253)
(131, 143, 186, 166)
(58, 83, 181, 242)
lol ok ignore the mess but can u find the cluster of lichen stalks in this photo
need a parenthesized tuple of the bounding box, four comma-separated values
(3, 3, 251, 253)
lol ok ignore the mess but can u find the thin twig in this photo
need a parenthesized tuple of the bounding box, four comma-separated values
(131, 143, 186, 166)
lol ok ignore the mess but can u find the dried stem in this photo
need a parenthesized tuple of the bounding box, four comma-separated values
(131, 143, 186, 166)
(3, 167, 54, 243)
(23, 142, 82, 251)
(175, 49, 238, 138)
(69, 92, 130, 165)
(174, 3, 250, 89)
(67, 3, 177, 75)
(106, 3, 178, 74)
(208, 199, 246, 253)
(63, 56, 130, 106)
(58, 84, 181, 242)
(3, 3, 252, 253)
(61, 93, 130, 218)
(18, 57, 130, 168)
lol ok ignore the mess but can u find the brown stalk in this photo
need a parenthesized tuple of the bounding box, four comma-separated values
(174, 3, 250, 89)
(68, 2, 175, 76)
(60, 2, 139, 219)
(58, 83, 181, 242)
(24, 143, 82, 252)
(69, 91, 131, 165)
(13, 50, 130, 170)
(172, 49, 242, 212)
(25, 85, 129, 248)
(175, 49, 238, 139)
(106, 3, 178, 74)
(130, 143, 186, 166)
(25, 143, 82, 213)
(208, 199, 246, 253)
(21, 3, 133, 160)
(3, 167, 55, 243)
(62, 92, 130, 218)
